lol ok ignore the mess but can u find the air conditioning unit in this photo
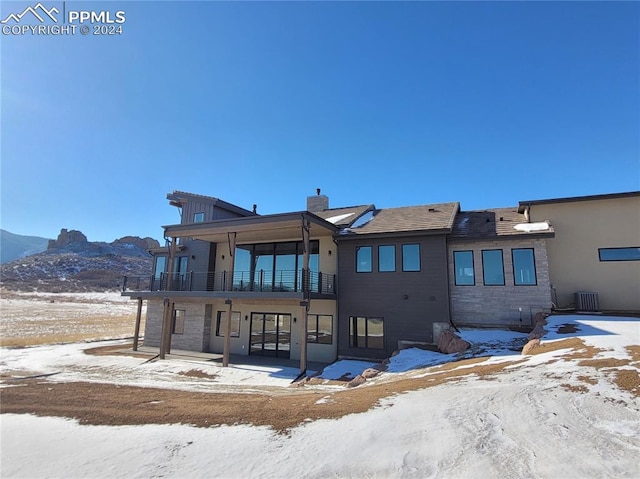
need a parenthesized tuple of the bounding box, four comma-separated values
(575, 291, 599, 312)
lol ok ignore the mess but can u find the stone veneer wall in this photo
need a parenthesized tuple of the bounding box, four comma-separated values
(143, 300, 206, 352)
(448, 238, 552, 326)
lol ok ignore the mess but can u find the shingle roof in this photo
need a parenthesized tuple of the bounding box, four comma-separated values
(339, 202, 459, 236)
(451, 207, 555, 239)
(313, 205, 375, 227)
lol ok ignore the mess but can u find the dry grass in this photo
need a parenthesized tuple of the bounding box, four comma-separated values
(0, 292, 143, 347)
(0, 315, 142, 347)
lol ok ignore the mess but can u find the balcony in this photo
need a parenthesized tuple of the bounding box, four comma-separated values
(122, 269, 335, 295)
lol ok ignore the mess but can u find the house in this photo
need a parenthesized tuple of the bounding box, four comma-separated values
(518, 191, 640, 312)
(122, 189, 561, 367)
(123, 190, 375, 369)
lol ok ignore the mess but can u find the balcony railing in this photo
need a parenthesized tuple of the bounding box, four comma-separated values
(122, 269, 335, 295)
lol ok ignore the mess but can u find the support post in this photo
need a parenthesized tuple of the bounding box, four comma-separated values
(222, 299, 233, 367)
(159, 237, 177, 359)
(133, 297, 143, 351)
(159, 297, 170, 359)
(300, 217, 311, 375)
(222, 232, 237, 367)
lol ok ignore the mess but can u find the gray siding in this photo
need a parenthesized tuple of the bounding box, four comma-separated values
(181, 200, 248, 224)
(337, 234, 450, 359)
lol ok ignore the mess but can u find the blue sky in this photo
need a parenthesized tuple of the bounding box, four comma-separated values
(2, 0, 638, 242)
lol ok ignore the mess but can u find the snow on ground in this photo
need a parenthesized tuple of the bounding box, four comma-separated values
(2, 314, 639, 478)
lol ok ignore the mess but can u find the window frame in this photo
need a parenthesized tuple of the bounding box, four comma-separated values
(481, 249, 505, 286)
(307, 314, 333, 344)
(193, 212, 205, 223)
(356, 246, 373, 273)
(402, 244, 421, 272)
(378, 245, 396, 272)
(215, 311, 241, 338)
(512, 248, 537, 286)
(172, 309, 185, 335)
(453, 250, 475, 286)
(598, 247, 640, 262)
(349, 316, 384, 350)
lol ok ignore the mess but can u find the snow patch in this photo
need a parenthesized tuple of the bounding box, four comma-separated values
(514, 221, 550, 232)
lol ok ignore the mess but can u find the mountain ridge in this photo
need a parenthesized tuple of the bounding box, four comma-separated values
(1, 228, 160, 292)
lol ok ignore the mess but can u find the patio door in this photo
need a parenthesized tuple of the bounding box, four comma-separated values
(250, 313, 291, 358)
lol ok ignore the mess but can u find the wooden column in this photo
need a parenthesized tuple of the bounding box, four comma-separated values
(300, 218, 311, 375)
(159, 237, 177, 359)
(132, 297, 143, 351)
(222, 232, 237, 367)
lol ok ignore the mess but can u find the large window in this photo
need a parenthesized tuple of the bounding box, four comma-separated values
(378, 245, 396, 272)
(402, 244, 420, 272)
(454, 251, 475, 285)
(356, 246, 372, 272)
(349, 316, 384, 349)
(216, 311, 240, 337)
(307, 314, 333, 344)
(172, 309, 185, 335)
(512, 248, 537, 285)
(482, 250, 505, 286)
(599, 247, 640, 262)
(233, 241, 319, 291)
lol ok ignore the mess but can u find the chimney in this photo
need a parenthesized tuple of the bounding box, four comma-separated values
(306, 188, 329, 212)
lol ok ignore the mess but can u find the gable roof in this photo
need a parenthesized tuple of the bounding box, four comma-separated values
(338, 202, 459, 237)
(451, 207, 555, 239)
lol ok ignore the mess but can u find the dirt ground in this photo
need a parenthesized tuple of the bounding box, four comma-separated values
(2, 338, 638, 432)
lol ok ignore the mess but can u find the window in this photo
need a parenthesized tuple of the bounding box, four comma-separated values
(599, 247, 640, 262)
(402, 244, 420, 271)
(378, 245, 396, 272)
(174, 256, 188, 273)
(512, 248, 537, 285)
(349, 316, 384, 349)
(215, 311, 240, 337)
(307, 314, 333, 344)
(172, 309, 185, 335)
(356, 246, 372, 272)
(233, 241, 319, 291)
(153, 256, 167, 278)
(454, 251, 475, 285)
(193, 212, 205, 223)
(482, 250, 505, 286)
